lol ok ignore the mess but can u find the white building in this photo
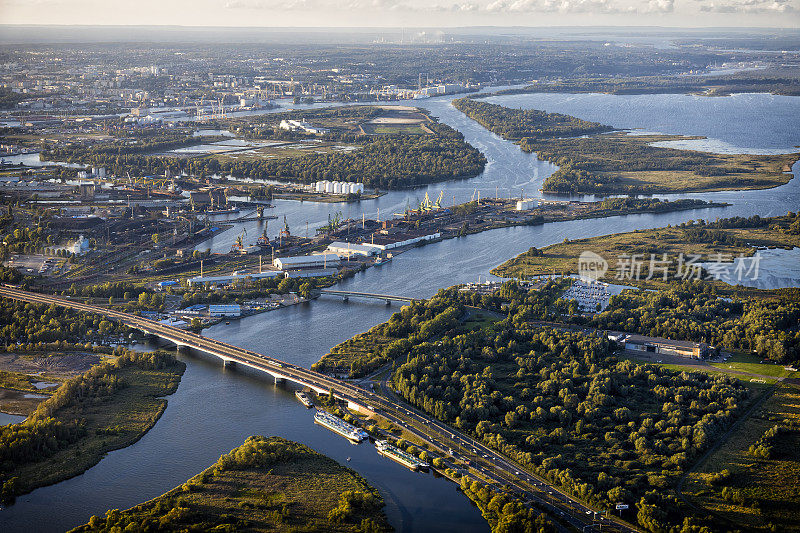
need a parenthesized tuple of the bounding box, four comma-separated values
(327, 241, 379, 257)
(278, 119, 329, 135)
(273, 254, 341, 270)
(516, 199, 538, 211)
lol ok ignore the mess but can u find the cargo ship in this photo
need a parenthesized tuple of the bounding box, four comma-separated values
(295, 390, 314, 408)
(314, 410, 368, 443)
(375, 440, 429, 471)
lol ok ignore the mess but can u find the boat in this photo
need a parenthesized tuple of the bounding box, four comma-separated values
(375, 440, 429, 471)
(295, 390, 314, 408)
(374, 253, 392, 266)
(313, 410, 367, 443)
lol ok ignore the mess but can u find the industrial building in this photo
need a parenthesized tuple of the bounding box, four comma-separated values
(516, 199, 538, 211)
(273, 254, 341, 270)
(620, 334, 709, 359)
(326, 241, 378, 257)
(313, 181, 364, 195)
(361, 231, 441, 250)
(284, 268, 339, 278)
(208, 304, 242, 318)
(186, 270, 281, 286)
(279, 119, 329, 135)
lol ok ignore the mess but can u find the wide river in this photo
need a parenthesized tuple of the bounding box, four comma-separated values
(2, 91, 799, 532)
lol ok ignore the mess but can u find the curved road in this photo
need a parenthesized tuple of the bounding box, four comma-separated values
(0, 285, 638, 533)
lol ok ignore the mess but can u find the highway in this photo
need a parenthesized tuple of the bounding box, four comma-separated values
(0, 285, 637, 533)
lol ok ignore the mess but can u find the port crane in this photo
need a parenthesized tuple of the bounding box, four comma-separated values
(256, 220, 270, 246)
(279, 215, 291, 238)
(230, 228, 247, 253)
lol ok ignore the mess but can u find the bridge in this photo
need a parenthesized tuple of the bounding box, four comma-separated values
(0, 285, 635, 533)
(318, 289, 418, 304)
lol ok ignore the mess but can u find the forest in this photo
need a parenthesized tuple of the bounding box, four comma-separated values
(387, 299, 750, 533)
(0, 349, 184, 503)
(70, 436, 389, 533)
(477, 278, 800, 365)
(487, 70, 800, 97)
(40, 113, 487, 190)
(452, 98, 613, 141)
(0, 296, 129, 350)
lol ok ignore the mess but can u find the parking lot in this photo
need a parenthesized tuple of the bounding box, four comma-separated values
(5, 254, 67, 276)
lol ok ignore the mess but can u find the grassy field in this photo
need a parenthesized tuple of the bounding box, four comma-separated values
(529, 132, 798, 194)
(710, 352, 795, 379)
(492, 215, 800, 285)
(683, 382, 800, 531)
(70, 436, 390, 533)
(2, 355, 185, 497)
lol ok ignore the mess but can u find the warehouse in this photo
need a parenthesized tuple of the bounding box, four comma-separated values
(186, 270, 281, 286)
(273, 254, 341, 270)
(622, 334, 708, 359)
(327, 241, 378, 257)
(361, 231, 441, 251)
(208, 304, 241, 318)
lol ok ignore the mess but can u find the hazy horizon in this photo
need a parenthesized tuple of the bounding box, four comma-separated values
(0, 0, 798, 30)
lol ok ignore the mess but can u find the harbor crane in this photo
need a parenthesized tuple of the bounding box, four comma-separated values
(231, 228, 247, 253)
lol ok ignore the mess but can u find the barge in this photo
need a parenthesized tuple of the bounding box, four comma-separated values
(314, 410, 368, 443)
(295, 390, 314, 408)
(375, 440, 429, 471)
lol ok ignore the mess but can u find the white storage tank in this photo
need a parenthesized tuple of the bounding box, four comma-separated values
(333, 182, 342, 194)
(325, 182, 335, 194)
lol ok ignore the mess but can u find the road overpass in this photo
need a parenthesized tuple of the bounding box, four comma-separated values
(318, 288, 418, 304)
(0, 285, 635, 533)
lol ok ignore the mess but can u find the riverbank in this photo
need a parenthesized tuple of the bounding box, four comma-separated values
(0, 350, 185, 503)
(491, 213, 800, 287)
(69, 435, 390, 533)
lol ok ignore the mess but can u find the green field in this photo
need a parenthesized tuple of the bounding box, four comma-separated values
(70, 436, 390, 533)
(683, 383, 800, 531)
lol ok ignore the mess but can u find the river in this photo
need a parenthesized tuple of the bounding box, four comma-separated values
(2, 91, 799, 532)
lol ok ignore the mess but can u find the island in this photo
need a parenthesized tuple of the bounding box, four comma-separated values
(70, 436, 390, 533)
(492, 213, 800, 283)
(453, 98, 799, 195)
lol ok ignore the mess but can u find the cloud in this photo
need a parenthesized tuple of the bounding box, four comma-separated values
(646, 0, 674, 11)
(698, 0, 795, 11)
(222, 0, 799, 14)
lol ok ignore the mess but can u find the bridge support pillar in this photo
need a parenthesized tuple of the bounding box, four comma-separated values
(223, 359, 236, 369)
(342, 296, 349, 302)
(274, 376, 285, 384)
(175, 343, 188, 353)
(385, 299, 391, 305)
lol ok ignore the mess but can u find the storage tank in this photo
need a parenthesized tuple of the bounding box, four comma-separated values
(333, 182, 343, 194)
(349, 183, 359, 194)
(356, 183, 364, 194)
(325, 182, 335, 194)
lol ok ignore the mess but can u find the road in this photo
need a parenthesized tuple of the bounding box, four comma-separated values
(0, 285, 638, 533)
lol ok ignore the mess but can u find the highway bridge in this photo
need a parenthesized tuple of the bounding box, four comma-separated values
(318, 288, 419, 304)
(0, 285, 634, 533)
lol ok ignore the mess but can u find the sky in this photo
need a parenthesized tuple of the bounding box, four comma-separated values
(0, 0, 798, 28)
